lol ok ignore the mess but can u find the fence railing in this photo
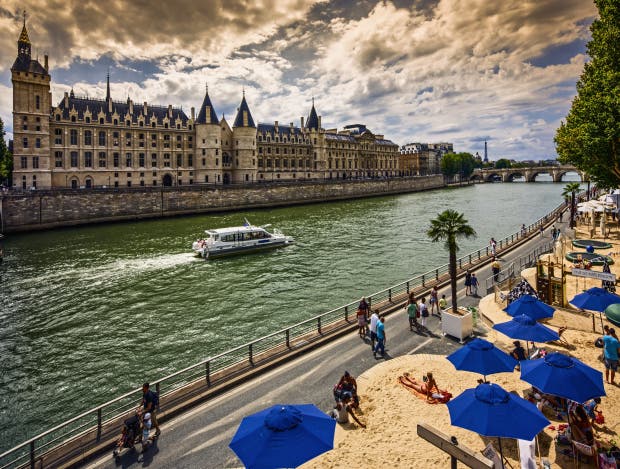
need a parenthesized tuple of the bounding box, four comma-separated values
(0, 200, 568, 469)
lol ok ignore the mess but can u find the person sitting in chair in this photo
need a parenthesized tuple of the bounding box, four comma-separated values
(511, 341, 527, 361)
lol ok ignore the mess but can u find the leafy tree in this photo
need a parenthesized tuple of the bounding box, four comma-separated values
(555, 0, 620, 187)
(427, 210, 477, 313)
(562, 182, 582, 228)
(494, 158, 512, 169)
(0, 118, 11, 187)
(441, 152, 477, 180)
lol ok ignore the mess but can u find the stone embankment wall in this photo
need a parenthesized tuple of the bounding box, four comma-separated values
(0, 175, 445, 232)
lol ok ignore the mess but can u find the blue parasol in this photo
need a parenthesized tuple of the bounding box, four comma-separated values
(503, 295, 555, 320)
(493, 314, 560, 343)
(229, 404, 336, 469)
(447, 383, 549, 464)
(570, 287, 620, 312)
(520, 352, 606, 403)
(446, 338, 518, 381)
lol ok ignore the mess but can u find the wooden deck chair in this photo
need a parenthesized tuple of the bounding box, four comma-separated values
(572, 440, 599, 468)
(551, 326, 570, 347)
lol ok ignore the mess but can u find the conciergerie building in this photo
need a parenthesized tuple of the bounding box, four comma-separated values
(11, 19, 400, 190)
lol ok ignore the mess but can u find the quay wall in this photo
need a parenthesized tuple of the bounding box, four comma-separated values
(0, 175, 445, 232)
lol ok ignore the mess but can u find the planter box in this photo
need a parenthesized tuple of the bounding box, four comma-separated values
(441, 308, 474, 343)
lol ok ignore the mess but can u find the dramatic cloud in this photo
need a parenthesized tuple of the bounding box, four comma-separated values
(0, 0, 598, 160)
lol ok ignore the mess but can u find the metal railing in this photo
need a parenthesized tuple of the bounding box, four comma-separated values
(0, 200, 568, 469)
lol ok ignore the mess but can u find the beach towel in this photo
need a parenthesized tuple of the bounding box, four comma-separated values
(397, 376, 452, 404)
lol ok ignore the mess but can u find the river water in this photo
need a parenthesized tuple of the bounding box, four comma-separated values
(0, 179, 579, 451)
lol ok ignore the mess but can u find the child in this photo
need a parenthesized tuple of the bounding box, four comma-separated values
(142, 412, 152, 450)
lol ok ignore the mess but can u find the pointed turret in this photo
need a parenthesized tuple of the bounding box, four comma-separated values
(233, 92, 255, 128)
(106, 72, 111, 102)
(18, 11, 31, 59)
(196, 84, 219, 124)
(305, 98, 319, 130)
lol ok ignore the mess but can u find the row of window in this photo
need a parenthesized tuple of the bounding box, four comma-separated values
(257, 135, 310, 144)
(54, 113, 191, 130)
(52, 129, 193, 147)
(48, 151, 195, 169)
(258, 158, 312, 168)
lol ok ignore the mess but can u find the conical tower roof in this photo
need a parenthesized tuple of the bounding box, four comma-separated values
(19, 22, 30, 45)
(196, 85, 219, 124)
(233, 93, 255, 128)
(305, 98, 319, 130)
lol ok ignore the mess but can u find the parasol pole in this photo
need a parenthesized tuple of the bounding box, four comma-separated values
(497, 437, 505, 469)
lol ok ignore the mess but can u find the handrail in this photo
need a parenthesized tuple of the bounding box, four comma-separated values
(0, 199, 570, 469)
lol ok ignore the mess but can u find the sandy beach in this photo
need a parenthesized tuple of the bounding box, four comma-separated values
(303, 219, 620, 468)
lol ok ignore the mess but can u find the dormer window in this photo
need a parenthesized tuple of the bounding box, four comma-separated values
(100, 118, 104, 124)
(71, 115, 76, 122)
(85, 117, 91, 124)
(113, 119, 118, 125)
(126, 120, 131, 126)
(56, 114, 60, 121)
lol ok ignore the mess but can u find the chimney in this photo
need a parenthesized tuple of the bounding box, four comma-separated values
(143, 101, 148, 115)
(290, 122, 293, 128)
(64, 91, 69, 107)
(191, 107, 195, 120)
(274, 120, 278, 130)
(44, 54, 48, 71)
(318, 116, 322, 129)
(168, 104, 172, 118)
(129, 99, 133, 115)
(301, 116, 304, 128)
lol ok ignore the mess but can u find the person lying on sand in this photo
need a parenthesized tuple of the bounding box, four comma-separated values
(400, 372, 440, 401)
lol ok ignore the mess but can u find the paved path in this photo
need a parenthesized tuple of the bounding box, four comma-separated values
(84, 217, 566, 469)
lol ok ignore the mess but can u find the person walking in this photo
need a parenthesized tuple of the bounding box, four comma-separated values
(490, 238, 497, 257)
(429, 286, 439, 315)
(470, 273, 478, 296)
(141, 382, 161, 437)
(407, 296, 418, 331)
(602, 327, 620, 384)
(464, 270, 472, 296)
(491, 257, 501, 283)
(539, 225, 544, 237)
(419, 297, 429, 329)
(369, 310, 379, 349)
(521, 224, 527, 237)
(373, 316, 386, 358)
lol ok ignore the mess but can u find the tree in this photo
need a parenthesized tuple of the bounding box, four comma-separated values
(0, 118, 11, 187)
(554, 0, 620, 187)
(440, 152, 477, 181)
(562, 182, 582, 228)
(427, 210, 477, 313)
(494, 158, 512, 169)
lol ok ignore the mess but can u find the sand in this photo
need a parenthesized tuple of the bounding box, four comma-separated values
(303, 219, 620, 469)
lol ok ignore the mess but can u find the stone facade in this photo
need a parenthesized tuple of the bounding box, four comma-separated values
(0, 176, 445, 232)
(400, 142, 454, 175)
(11, 21, 400, 190)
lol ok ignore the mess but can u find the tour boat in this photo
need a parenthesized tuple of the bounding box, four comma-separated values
(191, 220, 294, 259)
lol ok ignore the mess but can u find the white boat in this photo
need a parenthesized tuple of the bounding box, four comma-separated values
(191, 220, 294, 259)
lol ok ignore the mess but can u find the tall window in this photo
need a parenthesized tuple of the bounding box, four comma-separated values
(35, 138, 41, 148)
(139, 153, 145, 167)
(84, 151, 92, 167)
(151, 153, 157, 167)
(84, 130, 92, 145)
(113, 153, 120, 167)
(70, 151, 78, 167)
(55, 151, 63, 168)
(20, 157, 27, 169)
(54, 128, 62, 145)
(35, 95, 40, 109)
(126, 153, 132, 167)
(188, 155, 193, 167)
(98, 152, 106, 167)
(98, 131, 106, 146)
(23, 137, 28, 148)
(176, 154, 183, 167)
(70, 129, 78, 145)
(32, 156, 39, 169)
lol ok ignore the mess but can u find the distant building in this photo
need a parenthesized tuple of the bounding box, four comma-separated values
(10, 19, 399, 189)
(399, 142, 453, 175)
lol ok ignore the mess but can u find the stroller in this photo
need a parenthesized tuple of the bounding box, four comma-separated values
(113, 414, 142, 458)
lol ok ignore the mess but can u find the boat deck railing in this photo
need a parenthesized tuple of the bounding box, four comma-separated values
(0, 199, 571, 469)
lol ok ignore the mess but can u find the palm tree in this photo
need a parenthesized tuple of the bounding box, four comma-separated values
(427, 210, 476, 313)
(562, 182, 581, 228)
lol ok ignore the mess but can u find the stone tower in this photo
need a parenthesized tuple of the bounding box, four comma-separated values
(304, 99, 326, 177)
(11, 14, 52, 189)
(231, 92, 257, 184)
(194, 85, 222, 184)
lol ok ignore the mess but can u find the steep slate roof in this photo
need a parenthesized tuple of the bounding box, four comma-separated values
(11, 56, 47, 74)
(196, 88, 219, 124)
(233, 95, 255, 128)
(55, 96, 189, 125)
(305, 102, 319, 130)
(257, 123, 304, 138)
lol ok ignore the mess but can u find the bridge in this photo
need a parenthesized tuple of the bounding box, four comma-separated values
(472, 165, 585, 183)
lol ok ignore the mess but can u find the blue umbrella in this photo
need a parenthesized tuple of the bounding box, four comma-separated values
(503, 295, 554, 320)
(520, 352, 606, 403)
(493, 314, 560, 344)
(570, 287, 620, 331)
(229, 404, 336, 469)
(448, 383, 549, 463)
(570, 287, 620, 312)
(446, 338, 518, 381)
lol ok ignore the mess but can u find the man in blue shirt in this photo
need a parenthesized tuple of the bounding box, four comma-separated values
(602, 328, 620, 384)
(373, 316, 386, 358)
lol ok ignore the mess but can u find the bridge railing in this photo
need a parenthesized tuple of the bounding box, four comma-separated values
(0, 200, 568, 469)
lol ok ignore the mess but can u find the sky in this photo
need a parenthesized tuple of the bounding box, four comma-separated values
(0, 0, 598, 160)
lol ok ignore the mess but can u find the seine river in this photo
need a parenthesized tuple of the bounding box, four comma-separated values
(0, 179, 579, 451)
